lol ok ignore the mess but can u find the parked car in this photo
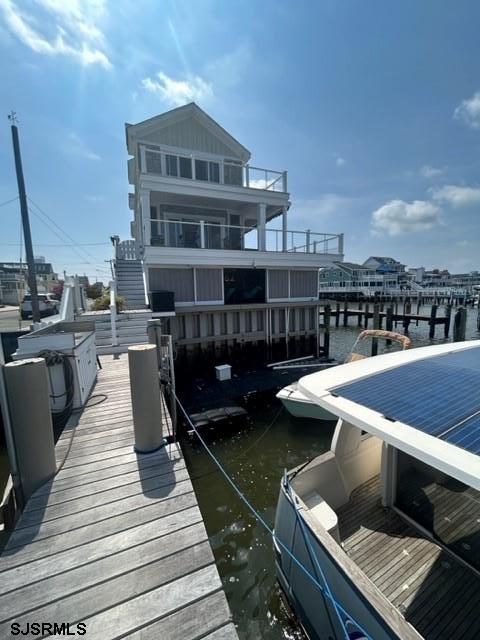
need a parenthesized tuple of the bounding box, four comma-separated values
(21, 294, 60, 319)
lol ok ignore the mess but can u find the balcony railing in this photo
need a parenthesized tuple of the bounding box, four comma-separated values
(148, 218, 343, 254)
(140, 145, 287, 192)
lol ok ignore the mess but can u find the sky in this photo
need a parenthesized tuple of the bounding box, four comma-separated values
(1, 0, 480, 281)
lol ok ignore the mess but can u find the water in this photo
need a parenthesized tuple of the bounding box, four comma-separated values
(182, 303, 480, 640)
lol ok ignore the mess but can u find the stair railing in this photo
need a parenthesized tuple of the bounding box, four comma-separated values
(109, 280, 119, 347)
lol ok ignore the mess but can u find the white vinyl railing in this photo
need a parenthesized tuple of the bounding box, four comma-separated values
(149, 218, 343, 254)
(140, 144, 288, 192)
(109, 280, 118, 346)
(116, 239, 137, 260)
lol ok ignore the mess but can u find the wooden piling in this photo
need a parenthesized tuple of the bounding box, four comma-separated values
(386, 306, 393, 345)
(364, 303, 369, 329)
(444, 304, 452, 338)
(323, 304, 331, 358)
(343, 300, 348, 326)
(453, 307, 467, 342)
(429, 304, 437, 339)
(372, 303, 380, 356)
(335, 302, 340, 328)
(403, 299, 411, 332)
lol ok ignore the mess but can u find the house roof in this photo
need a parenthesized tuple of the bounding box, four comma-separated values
(125, 102, 251, 162)
(337, 261, 374, 271)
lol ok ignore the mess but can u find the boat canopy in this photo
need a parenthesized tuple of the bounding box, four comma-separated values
(298, 340, 480, 489)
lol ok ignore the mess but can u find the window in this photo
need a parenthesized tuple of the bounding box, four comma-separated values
(145, 150, 162, 174)
(395, 451, 480, 571)
(166, 154, 178, 177)
(179, 156, 192, 179)
(224, 269, 266, 305)
(224, 161, 243, 186)
(209, 161, 220, 183)
(195, 159, 208, 181)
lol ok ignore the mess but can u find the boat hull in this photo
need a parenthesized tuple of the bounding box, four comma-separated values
(274, 482, 399, 640)
(277, 385, 336, 421)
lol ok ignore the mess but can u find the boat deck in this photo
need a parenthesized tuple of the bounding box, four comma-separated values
(0, 355, 237, 639)
(338, 476, 480, 640)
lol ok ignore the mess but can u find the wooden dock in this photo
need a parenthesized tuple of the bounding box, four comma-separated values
(0, 355, 237, 639)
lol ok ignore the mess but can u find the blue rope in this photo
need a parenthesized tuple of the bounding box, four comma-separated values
(287, 481, 351, 639)
(175, 394, 373, 640)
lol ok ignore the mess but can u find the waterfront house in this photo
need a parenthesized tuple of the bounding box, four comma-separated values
(113, 103, 344, 361)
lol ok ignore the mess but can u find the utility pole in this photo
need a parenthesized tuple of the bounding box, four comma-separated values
(9, 112, 40, 323)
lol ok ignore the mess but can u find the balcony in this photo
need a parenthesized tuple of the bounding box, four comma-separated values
(148, 218, 343, 254)
(138, 144, 288, 193)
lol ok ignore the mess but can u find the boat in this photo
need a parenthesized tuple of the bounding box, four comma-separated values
(274, 340, 480, 640)
(277, 329, 411, 421)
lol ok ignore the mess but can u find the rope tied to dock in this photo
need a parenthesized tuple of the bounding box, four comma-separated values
(174, 391, 373, 640)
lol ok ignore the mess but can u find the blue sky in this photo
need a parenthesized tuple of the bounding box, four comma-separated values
(1, 0, 480, 281)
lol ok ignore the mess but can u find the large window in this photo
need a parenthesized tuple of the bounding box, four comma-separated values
(224, 268, 266, 305)
(166, 154, 178, 177)
(179, 156, 192, 179)
(395, 451, 480, 571)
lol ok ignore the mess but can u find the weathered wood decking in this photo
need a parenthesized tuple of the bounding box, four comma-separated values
(338, 476, 480, 640)
(0, 355, 237, 639)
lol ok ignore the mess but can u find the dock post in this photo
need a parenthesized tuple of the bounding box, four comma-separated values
(394, 300, 398, 327)
(3, 358, 56, 504)
(429, 304, 438, 339)
(357, 302, 363, 326)
(364, 303, 369, 328)
(403, 298, 411, 332)
(372, 304, 380, 356)
(343, 300, 348, 326)
(477, 306, 480, 332)
(323, 304, 331, 359)
(335, 302, 340, 328)
(444, 304, 452, 338)
(128, 344, 164, 453)
(453, 308, 467, 342)
(147, 319, 162, 369)
(386, 306, 394, 345)
(416, 298, 421, 326)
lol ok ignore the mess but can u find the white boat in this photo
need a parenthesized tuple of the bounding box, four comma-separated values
(277, 329, 412, 422)
(274, 340, 480, 640)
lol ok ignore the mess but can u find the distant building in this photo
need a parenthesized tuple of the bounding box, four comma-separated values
(363, 256, 406, 274)
(318, 262, 384, 292)
(0, 260, 59, 298)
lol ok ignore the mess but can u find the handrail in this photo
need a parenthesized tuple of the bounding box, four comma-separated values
(109, 280, 118, 347)
(140, 144, 287, 192)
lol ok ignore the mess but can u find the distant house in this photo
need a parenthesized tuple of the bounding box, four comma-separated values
(318, 262, 383, 292)
(0, 259, 59, 304)
(363, 256, 405, 274)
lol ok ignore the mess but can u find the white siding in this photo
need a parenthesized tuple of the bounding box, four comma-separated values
(148, 268, 194, 303)
(142, 118, 242, 159)
(196, 268, 223, 302)
(290, 270, 318, 298)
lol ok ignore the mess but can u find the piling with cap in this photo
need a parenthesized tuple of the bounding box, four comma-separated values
(3, 357, 56, 503)
(128, 344, 163, 453)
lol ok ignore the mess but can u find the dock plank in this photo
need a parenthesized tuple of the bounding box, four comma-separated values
(0, 355, 236, 639)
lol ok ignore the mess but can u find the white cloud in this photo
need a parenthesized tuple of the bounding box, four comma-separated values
(66, 132, 101, 161)
(0, 0, 111, 69)
(454, 91, 480, 129)
(431, 184, 480, 208)
(420, 165, 443, 178)
(371, 199, 442, 236)
(141, 71, 213, 107)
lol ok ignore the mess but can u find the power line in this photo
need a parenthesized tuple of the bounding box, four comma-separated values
(28, 207, 95, 266)
(0, 196, 19, 208)
(27, 196, 102, 263)
(0, 242, 110, 247)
